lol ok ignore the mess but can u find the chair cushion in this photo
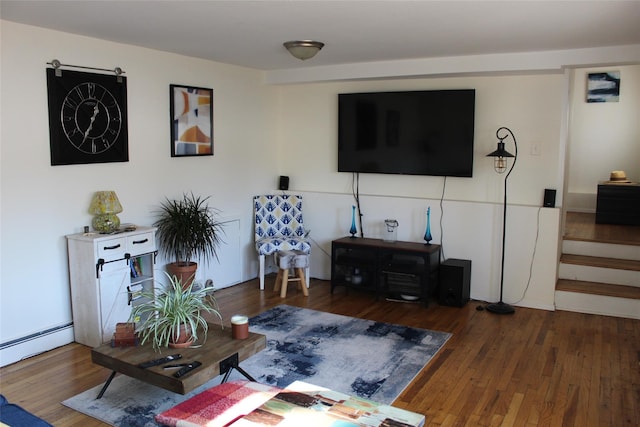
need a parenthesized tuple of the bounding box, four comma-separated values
(276, 250, 309, 269)
(255, 236, 310, 256)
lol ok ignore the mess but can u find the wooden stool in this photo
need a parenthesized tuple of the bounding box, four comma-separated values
(274, 250, 309, 298)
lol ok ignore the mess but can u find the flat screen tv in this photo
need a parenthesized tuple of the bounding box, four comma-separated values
(338, 89, 475, 177)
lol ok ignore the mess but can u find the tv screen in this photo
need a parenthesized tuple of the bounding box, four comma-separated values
(338, 89, 475, 177)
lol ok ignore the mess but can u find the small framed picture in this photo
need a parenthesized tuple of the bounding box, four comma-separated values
(170, 84, 213, 156)
(586, 71, 620, 103)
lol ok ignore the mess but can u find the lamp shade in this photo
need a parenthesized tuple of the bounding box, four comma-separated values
(487, 141, 515, 174)
(486, 141, 515, 159)
(89, 191, 123, 232)
(283, 40, 324, 60)
(89, 191, 122, 214)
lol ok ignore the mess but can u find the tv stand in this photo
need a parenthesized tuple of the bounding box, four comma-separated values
(331, 237, 441, 307)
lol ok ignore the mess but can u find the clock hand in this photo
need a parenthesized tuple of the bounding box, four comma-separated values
(82, 104, 100, 143)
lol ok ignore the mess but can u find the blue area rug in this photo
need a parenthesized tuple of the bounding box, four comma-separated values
(244, 305, 451, 403)
(62, 305, 450, 426)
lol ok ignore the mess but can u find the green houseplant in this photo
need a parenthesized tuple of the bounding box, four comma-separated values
(154, 193, 224, 287)
(130, 272, 223, 350)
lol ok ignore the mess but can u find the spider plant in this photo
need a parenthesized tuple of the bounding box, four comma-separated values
(129, 272, 223, 351)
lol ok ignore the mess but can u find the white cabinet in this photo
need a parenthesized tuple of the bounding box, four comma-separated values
(67, 227, 157, 347)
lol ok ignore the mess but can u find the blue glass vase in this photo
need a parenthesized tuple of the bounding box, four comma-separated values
(350, 205, 357, 237)
(424, 207, 432, 245)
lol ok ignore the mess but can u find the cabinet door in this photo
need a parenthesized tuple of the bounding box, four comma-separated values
(332, 245, 377, 290)
(380, 252, 425, 298)
(98, 261, 132, 343)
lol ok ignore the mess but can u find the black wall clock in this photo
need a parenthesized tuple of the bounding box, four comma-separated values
(47, 68, 128, 165)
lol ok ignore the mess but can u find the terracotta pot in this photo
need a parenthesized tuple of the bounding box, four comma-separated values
(169, 324, 194, 348)
(166, 262, 197, 289)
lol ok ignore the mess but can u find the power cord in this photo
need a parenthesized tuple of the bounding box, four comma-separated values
(439, 176, 447, 261)
(509, 206, 542, 305)
(352, 172, 364, 237)
(306, 231, 332, 259)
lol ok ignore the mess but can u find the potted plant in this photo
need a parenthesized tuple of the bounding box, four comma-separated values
(129, 272, 223, 350)
(154, 192, 224, 287)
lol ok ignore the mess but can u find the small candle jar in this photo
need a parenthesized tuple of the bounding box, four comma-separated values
(231, 315, 249, 340)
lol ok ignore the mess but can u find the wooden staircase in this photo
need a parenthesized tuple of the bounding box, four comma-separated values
(555, 212, 640, 319)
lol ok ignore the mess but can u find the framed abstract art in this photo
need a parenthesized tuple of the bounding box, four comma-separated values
(170, 84, 213, 157)
(586, 71, 620, 103)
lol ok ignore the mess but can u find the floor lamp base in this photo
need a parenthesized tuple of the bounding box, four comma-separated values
(486, 301, 515, 315)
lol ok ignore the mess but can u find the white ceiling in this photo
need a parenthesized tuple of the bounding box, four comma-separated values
(2, 0, 640, 71)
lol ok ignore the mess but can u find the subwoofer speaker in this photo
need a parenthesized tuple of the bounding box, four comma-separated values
(279, 176, 289, 191)
(439, 259, 471, 307)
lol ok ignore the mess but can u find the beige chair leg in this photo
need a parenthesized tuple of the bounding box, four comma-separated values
(280, 268, 289, 298)
(274, 268, 282, 292)
(296, 268, 309, 296)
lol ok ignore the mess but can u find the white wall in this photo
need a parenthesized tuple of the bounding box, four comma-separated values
(277, 75, 564, 205)
(566, 65, 640, 212)
(0, 21, 278, 365)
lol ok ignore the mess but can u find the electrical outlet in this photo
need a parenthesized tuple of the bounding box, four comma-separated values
(530, 142, 541, 156)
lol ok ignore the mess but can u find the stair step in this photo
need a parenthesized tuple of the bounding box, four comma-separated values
(555, 281, 640, 319)
(556, 279, 640, 300)
(560, 254, 640, 272)
(562, 240, 640, 261)
(559, 212, 640, 319)
(564, 212, 640, 246)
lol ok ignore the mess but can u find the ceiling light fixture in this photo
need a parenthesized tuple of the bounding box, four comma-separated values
(283, 40, 325, 60)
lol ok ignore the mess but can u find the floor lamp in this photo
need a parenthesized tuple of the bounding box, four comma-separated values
(486, 127, 518, 314)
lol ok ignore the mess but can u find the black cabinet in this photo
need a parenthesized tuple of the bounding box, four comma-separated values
(331, 237, 441, 307)
(596, 183, 640, 225)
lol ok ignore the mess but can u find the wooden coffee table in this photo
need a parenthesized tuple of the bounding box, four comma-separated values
(91, 325, 266, 398)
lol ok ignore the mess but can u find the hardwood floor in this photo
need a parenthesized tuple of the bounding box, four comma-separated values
(1, 278, 639, 426)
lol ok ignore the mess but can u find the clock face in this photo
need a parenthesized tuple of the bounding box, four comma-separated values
(47, 68, 128, 165)
(61, 82, 122, 154)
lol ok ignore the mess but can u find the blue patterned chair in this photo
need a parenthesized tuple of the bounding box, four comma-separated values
(254, 195, 311, 290)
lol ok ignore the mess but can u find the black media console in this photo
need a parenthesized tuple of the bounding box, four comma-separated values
(330, 237, 441, 307)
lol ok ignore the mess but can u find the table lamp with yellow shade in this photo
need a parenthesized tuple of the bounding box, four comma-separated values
(89, 191, 123, 233)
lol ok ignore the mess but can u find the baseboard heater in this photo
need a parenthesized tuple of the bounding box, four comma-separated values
(0, 322, 73, 351)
